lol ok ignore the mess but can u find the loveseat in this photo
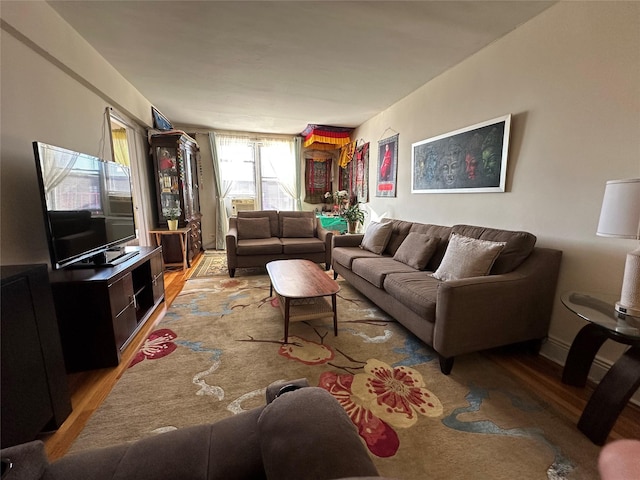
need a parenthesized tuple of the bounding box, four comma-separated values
(332, 220, 562, 374)
(226, 210, 333, 277)
(0, 383, 385, 480)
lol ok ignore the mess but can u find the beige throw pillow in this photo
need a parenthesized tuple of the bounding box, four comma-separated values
(432, 233, 506, 281)
(360, 221, 393, 255)
(282, 217, 315, 238)
(393, 233, 439, 270)
(237, 217, 272, 240)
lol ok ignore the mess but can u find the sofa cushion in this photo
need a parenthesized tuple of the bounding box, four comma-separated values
(282, 217, 315, 238)
(236, 238, 283, 256)
(382, 219, 414, 256)
(278, 211, 316, 237)
(332, 247, 382, 270)
(383, 272, 439, 321)
(393, 233, 439, 270)
(352, 257, 418, 288)
(237, 217, 272, 240)
(238, 210, 279, 237)
(451, 224, 536, 274)
(408, 223, 452, 271)
(281, 237, 325, 254)
(360, 221, 393, 254)
(432, 233, 506, 281)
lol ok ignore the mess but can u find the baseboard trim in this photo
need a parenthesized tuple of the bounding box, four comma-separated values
(541, 335, 640, 406)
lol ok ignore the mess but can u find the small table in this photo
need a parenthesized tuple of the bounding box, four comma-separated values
(149, 227, 190, 270)
(561, 291, 640, 445)
(266, 259, 340, 343)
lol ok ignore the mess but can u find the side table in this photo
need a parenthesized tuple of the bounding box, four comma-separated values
(149, 227, 190, 270)
(561, 291, 640, 445)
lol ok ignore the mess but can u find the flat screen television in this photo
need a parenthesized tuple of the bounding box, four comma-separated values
(33, 141, 138, 269)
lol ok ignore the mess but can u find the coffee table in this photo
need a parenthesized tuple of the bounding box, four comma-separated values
(266, 259, 340, 343)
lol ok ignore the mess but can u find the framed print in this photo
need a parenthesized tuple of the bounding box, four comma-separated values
(377, 134, 399, 197)
(411, 114, 511, 193)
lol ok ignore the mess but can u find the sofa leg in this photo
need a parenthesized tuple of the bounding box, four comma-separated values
(333, 270, 338, 280)
(229, 268, 236, 278)
(325, 263, 330, 271)
(439, 355, 454, 375)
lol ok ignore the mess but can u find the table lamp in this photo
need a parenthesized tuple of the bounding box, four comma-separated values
(596, 178, 640, 316)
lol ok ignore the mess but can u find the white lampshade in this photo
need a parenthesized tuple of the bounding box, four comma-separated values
(597, 178, 640, 239)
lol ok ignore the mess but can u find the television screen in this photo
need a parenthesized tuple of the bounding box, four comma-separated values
(33, 141, 137, 269)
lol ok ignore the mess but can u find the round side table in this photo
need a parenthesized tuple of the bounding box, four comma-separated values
(561, 291, 640, 445)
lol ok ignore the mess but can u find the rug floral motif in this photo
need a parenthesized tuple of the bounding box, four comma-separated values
(70, 275, 601, 479)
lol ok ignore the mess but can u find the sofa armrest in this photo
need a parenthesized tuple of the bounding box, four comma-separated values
(225, 219, 239, 270)
(1, 440, 48, 480)
(433, 247, 562, 358)
(332, 234, 363, 248)
(258, 387, 379, 480)
(315, 221, 334, 265)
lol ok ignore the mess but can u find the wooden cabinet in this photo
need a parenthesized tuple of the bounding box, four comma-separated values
(49, 246, 165, 372)
(1, 264, 72, 448)
(150, 133, 203, 266)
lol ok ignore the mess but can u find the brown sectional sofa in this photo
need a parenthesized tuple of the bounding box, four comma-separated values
(225, 210, 333, 277)
(0, 384, 385, 480)
(331, 220, 563, 374)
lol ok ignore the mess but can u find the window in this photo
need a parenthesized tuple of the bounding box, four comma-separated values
(216, 135, 296, 213)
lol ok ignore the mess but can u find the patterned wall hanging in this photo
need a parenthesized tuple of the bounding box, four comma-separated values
(304, 154, 333, 204)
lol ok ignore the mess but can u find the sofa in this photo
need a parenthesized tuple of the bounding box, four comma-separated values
(331, 220, 562, 374)
(225, 210, 334, 277)
(0, 383, 385, 480)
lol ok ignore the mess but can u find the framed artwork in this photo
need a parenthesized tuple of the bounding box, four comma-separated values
(411, 114, 511, 193)
(152, 106, 173, 131)
(377, 134, 399, 197)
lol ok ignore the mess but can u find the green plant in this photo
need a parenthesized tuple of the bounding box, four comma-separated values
(341, 203, 365, 225)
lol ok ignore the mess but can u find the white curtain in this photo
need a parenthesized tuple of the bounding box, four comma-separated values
(257, 135, 298, 208)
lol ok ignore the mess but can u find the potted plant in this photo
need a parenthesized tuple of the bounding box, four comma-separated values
(163, 202, 182, 231)
(341, 203, 366, 234)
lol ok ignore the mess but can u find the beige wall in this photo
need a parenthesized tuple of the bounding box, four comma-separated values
(354, 1, 640, 372)
(1, 2, 155, 265)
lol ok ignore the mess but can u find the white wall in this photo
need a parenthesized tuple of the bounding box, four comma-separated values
(1, 2, 155, 265)
(354, 1, 640, 374)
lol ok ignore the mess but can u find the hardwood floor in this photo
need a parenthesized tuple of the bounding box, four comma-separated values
(42, 255, 640, 460)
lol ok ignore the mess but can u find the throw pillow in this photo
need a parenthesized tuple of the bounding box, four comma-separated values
(237, 217, 272, 240)
(393, 233, 439, 270)
(359, 221, 393, 255)
(282, 217, 315, 238)
(432, 233, 506, 281)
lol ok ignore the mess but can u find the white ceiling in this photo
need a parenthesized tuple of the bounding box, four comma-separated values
(48, 1, 554, 135)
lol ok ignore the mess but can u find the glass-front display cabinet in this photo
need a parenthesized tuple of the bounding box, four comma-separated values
(150, 133, 202, 265)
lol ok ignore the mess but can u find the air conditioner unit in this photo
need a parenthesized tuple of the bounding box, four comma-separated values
(232, 198, 256, 215)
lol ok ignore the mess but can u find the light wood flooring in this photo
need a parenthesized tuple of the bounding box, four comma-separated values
(42, 254, 640, 460)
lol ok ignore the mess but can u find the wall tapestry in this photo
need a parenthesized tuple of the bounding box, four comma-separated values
(304, 154, 332, 204)
(377, 134, 398, 197)
(411, 114, 511, 193)
(339, 142, 370, 204)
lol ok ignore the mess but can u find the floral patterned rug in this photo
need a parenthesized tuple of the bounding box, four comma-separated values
(187, 250, 264, 279)
(70, 275, 601, 479)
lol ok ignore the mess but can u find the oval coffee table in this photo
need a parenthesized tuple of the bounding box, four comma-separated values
(266, 259, 340, 343)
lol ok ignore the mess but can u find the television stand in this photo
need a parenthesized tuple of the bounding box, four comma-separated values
(49, 246, 165, 372)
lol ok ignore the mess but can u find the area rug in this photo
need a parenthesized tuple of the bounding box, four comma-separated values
(70, 274, 601, 479)
(187, 250, 264, 279)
